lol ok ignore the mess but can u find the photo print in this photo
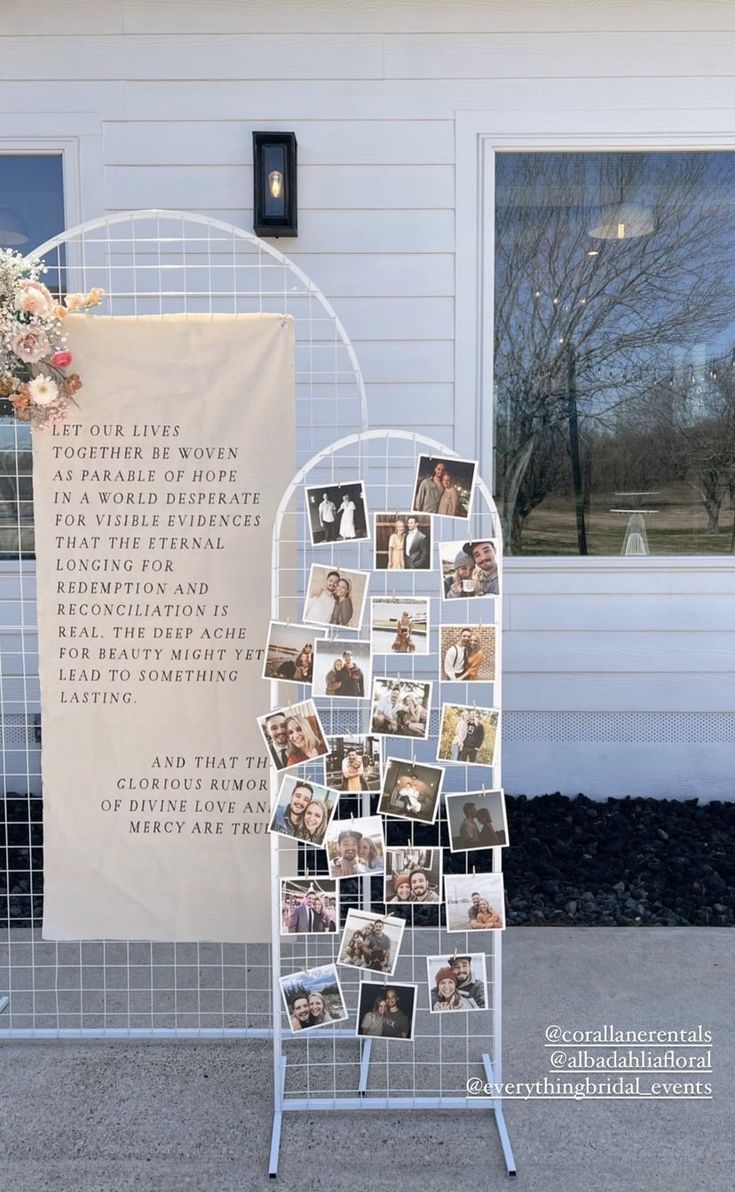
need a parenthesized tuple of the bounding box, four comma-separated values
(312, 637, 371, 699)
(373, 511, 432, 571)
(445, 789, 508, 852)
(324, 815, 385, 878)
(437, 703, 499, 766)
(324, 735, 382, 792)
(370, 677, 432, 740)
(337, 909, 406, 975)
(412, 454, 477, 520)
(378, 757, 445, 825)
(370, 596, 430, 656)
(303, 563, 370, 631)
(280, 878, 339, 936)
(305, 480, 369, 546)
(426, 953, 488, 1012)
(384, 847, 443, 906)
(439, 539, 501, 600)
(257, 699, 330, 772)
(262, 620, 325, 687)
(440, 624, 496, 683)
(280, 963, 348, 1034)
(356, 981, 417, 1041)
(268, 774, 338, 846)
(444, 871, 506, 933)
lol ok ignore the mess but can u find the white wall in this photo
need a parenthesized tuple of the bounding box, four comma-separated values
(1, 0, 734, 798)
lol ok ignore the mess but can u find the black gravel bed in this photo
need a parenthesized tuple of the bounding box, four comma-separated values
(2, 790, 734, 928)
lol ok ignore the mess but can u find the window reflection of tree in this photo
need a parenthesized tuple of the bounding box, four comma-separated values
(494, 152, 735, 554)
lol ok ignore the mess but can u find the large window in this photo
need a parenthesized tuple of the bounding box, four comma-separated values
(494, 151, 735, 555)
(0, 153, 65, 558)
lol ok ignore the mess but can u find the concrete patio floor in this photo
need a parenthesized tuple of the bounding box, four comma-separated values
(0, 928, 731, 1192)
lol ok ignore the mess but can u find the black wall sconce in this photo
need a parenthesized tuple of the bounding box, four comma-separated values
(252, 132, 298, 238)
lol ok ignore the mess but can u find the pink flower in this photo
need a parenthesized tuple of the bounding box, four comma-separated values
(50, 349, 72, 368)
(10, 326, 50, 363)
(64, 293, 84, 311)
(14, 279, 55, 316)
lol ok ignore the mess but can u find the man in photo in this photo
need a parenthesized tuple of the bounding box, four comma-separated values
(340, 649, 365, 698)
(405, 516, 429, 569)
(288, 890, 321, 934)
(329, 829, 368, 878)
(414, 460, 445, 514)
(468, 892, 481, 922)
(450, 955, 486, 1008)
(444, 627, 472, 680)
(458, 801, 480, 847)
(464, 540, 499, 596)
(372, 683, 403, 734)
(364, 920, 391, 970)
(410, 869, 440, 903)
(381, 987, 410, 1038)
(305, 569, 340, 623)
(460, 710, 485, 762)
(318, 491, 338, 542)
(265, 712, 290, 770)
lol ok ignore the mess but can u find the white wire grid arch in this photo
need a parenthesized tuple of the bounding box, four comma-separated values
(267, 430, 515, 1175)
(0, 209, 367, 1039)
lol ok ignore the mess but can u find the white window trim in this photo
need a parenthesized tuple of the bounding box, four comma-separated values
(455, 107, 735, 572)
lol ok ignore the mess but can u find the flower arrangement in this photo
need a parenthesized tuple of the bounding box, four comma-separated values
(0, 248, 103, 429)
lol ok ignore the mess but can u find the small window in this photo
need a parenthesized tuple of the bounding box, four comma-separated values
(0, 153, 65, 559)
(494, 151, 735, 556)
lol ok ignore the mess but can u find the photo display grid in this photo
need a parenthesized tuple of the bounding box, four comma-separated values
(273, 460, 504, 1047)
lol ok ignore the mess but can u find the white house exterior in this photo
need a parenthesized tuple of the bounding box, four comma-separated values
(2, 0, 734, 798)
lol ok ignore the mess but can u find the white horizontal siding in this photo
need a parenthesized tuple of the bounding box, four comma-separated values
(1, 0, 734, 798)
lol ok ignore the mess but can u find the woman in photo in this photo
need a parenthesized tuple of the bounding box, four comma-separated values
(271, 781, 313, 837)
(299, 798, 330, 845)
(285, 715, 324, 765)
(313, 896, 335, 932)
(341, 747, 366, 791)
(344, 930, 369, 967)
(438, 472, 459, 517)
(294, 644, 314, 683)
(432, 967, 478, 1011)
(398, 693, 428, 737)
(330, 577, 354, 627)
(470, 898, 503, 929)
(451, 709, 469, 761)
(325, 657, 347, 695)
(361, 993, 388, 1037)
(389, 874, 412, 903)
(358, 836, 382, 871)
(307, 991, 335, 1025)
(476, 806, 504, 847)
(338, 493, 356, 540)
(460, 632, 484, 681)
(391, 610, 415, 653)
(444, 549, 475, 598)
(387, 518, 406, 569)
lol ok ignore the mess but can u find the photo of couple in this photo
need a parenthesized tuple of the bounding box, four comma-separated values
(258, 700, 330, 772)
(441, 625, 496, 683)
(268, 775, 338, 846)
(445, 790, 509, 852)
(356, 982, 417, 1040)
(440, 538, 500, 599)
(426, 953, 488, 1012)
(370, 596, 430, 656)
(373, 512, 432, 571)
(280, 880, 339, 935)
(280, 964, 348, 1034)
(370, 678, 432, 740)
(324, 736, 382, 792)
(306, 481, 369, 545)
(311, 639, 370, 699)
(377, 758, 444, 825)
(444, 872, 506, 932)
(303, 564, 370, 631)
(383, 846, 443, 908)
(412, 454, 477, 520)
(437, 704, 499, 766)
(324, 816, 385, 878)
(337, 909, 405, 975)
(262, 621, 323, 686)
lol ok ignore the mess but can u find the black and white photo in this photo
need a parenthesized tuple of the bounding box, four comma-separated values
(377, 757, 444, 825)
(303, 563, 370, 631)
(305, 481, 369, 545)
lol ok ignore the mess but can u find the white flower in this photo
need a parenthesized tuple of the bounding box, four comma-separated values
(14, 279, 55, 317)
(28, 375, 59, 406)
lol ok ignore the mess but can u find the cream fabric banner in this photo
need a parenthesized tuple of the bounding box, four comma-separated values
(35, 314, 294, 941)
